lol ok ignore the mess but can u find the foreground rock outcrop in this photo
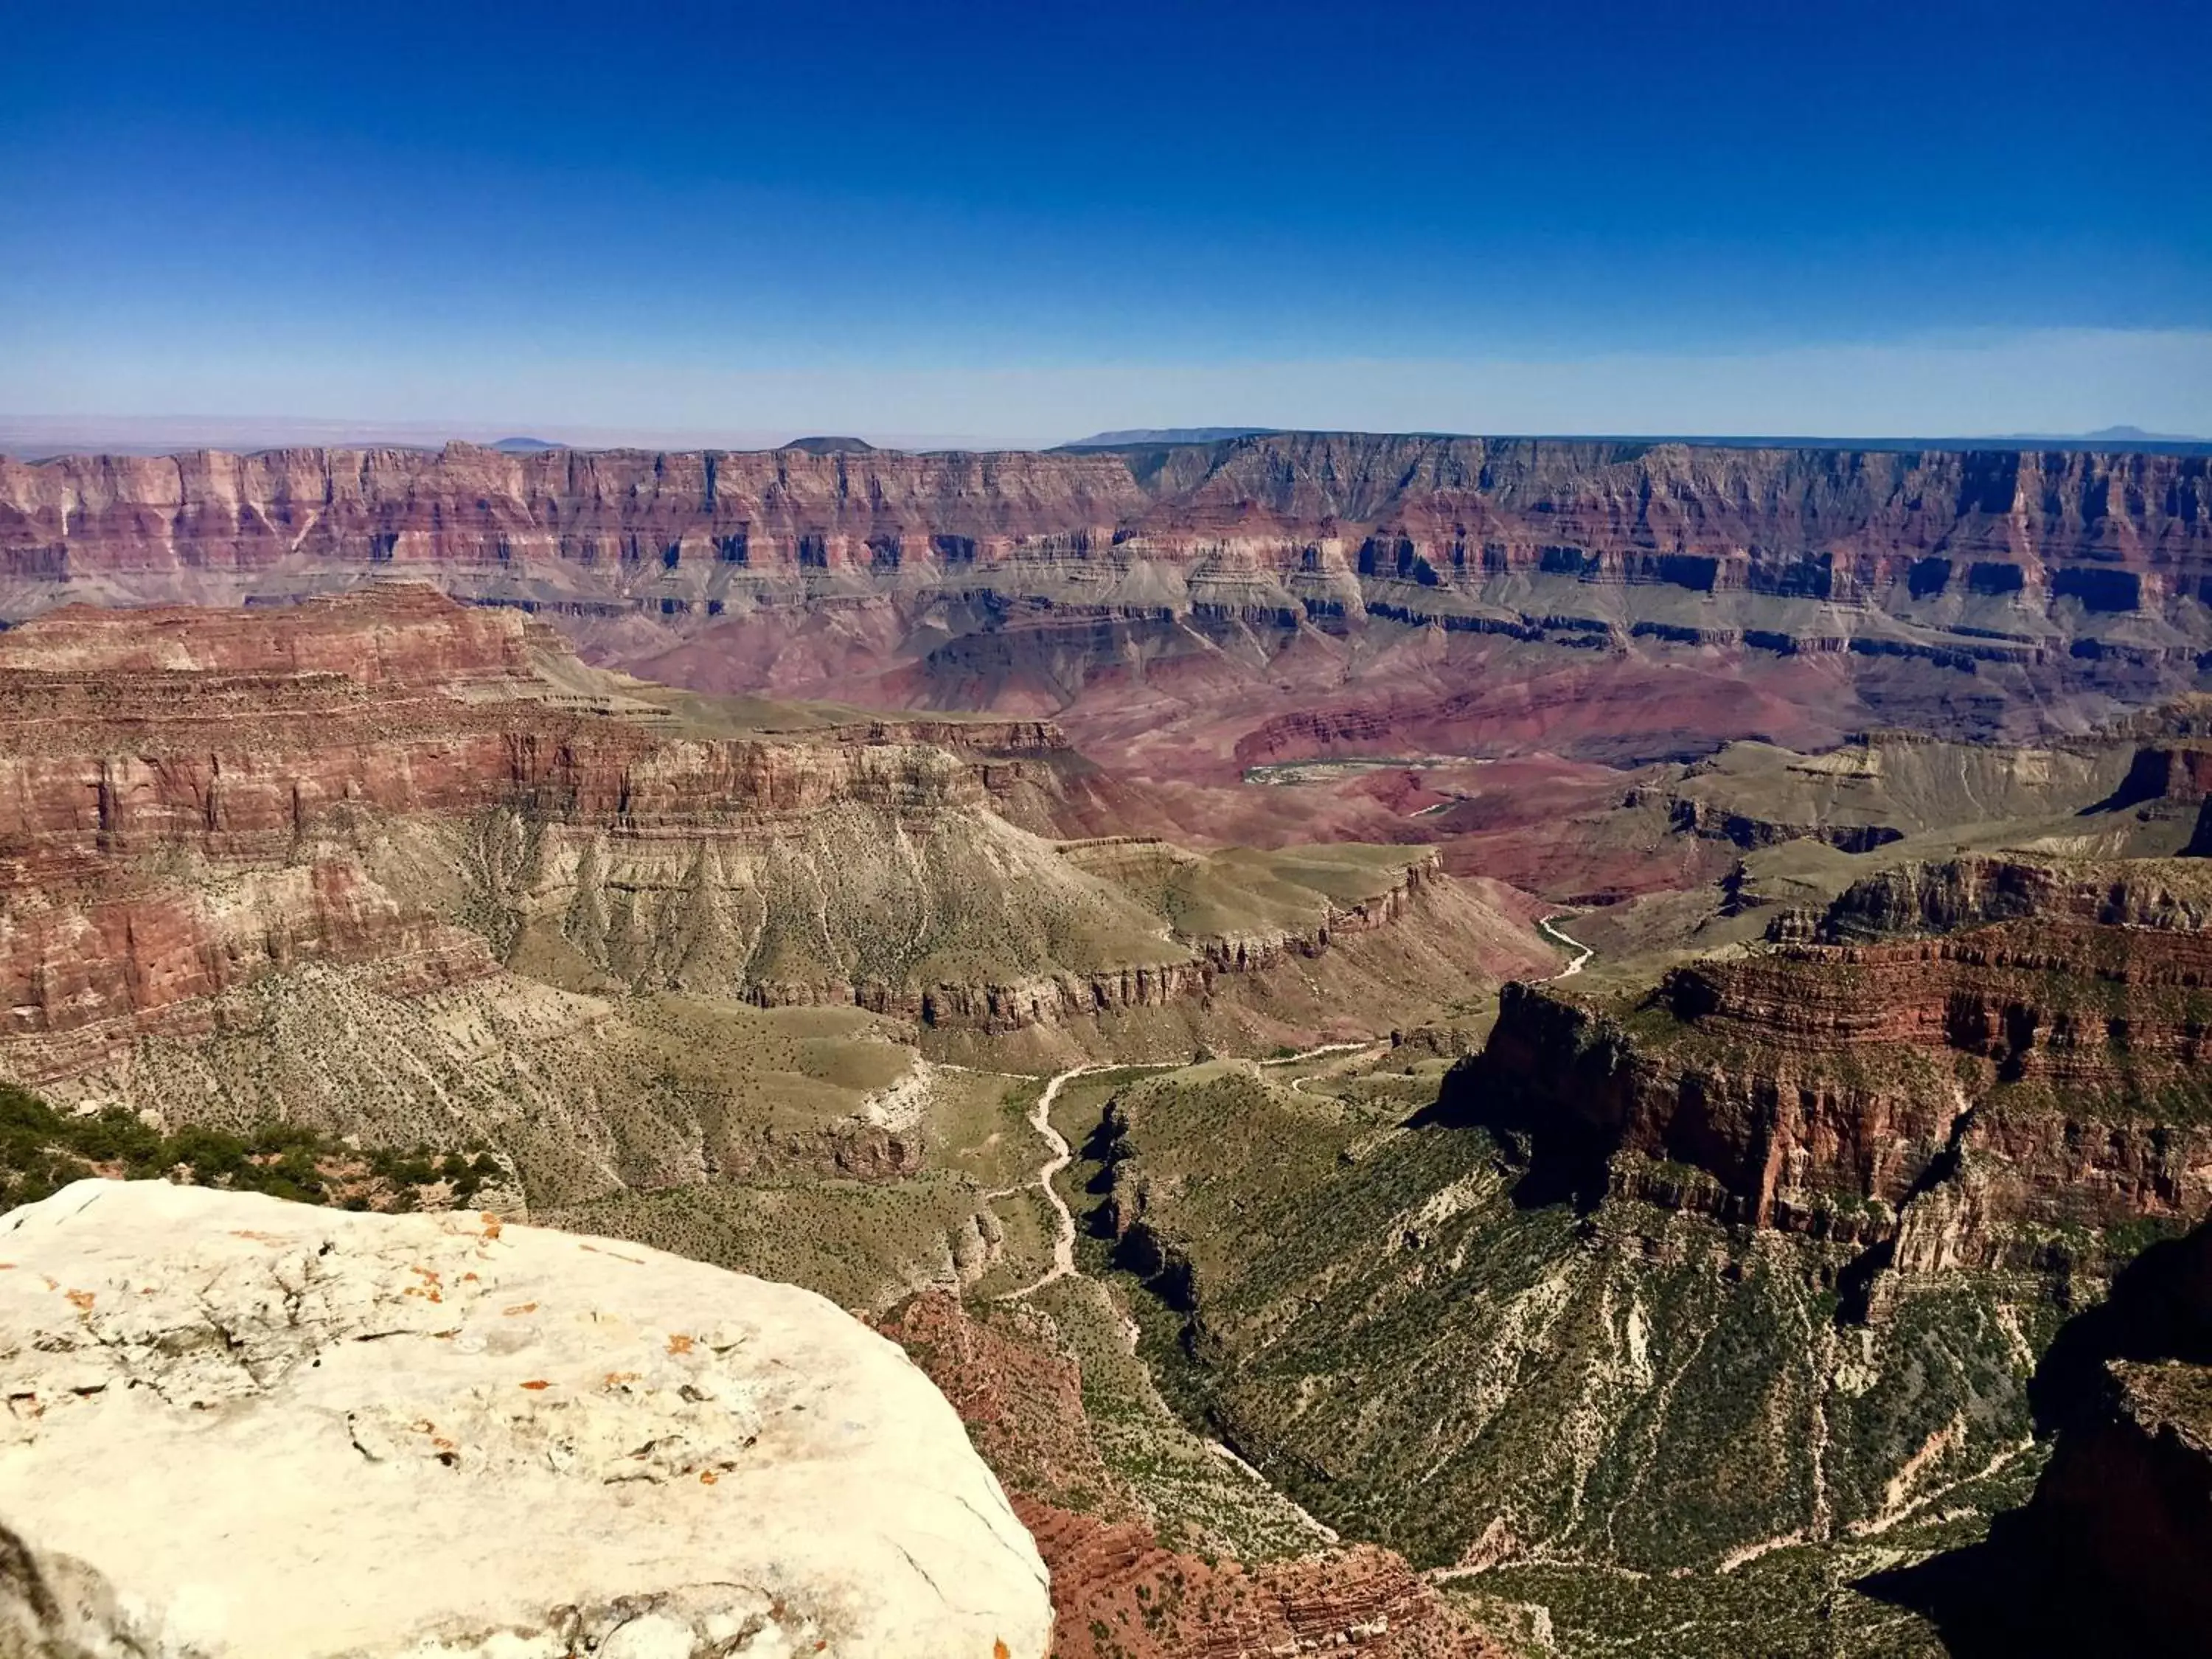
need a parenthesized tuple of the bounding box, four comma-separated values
(1989, 1217, 2212, 1651)
(0, 1180, 1051, 1658)
(1859, 1209, 2212, 1651)
(2024, 1359, 2212, 1646)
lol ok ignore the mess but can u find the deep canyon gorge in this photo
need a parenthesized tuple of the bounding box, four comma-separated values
(5, 434, 2212, 1657)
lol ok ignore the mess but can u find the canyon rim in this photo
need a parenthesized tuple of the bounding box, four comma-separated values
(9, 2, 2211, 1651)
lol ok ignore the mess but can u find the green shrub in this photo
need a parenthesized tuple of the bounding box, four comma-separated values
(0, 1082, 498, 1216)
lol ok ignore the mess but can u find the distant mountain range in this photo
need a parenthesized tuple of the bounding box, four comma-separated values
(1062, 425, 2209, 456)
(492, 434, 878, 456)
(1986, 424, 2206, 445)
(777, 436, 877, 455)
(6, 419, 2205, 464)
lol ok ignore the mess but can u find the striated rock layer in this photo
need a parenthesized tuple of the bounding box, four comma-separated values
(0, 586, 1067, 1075)
(7, 438, 2202, 610)
(0, 1180, 1051, 1658)
(6, 437, 2210, 768)
(1447, 858, 2212, 1278)
(0, 585, 1540, 1085)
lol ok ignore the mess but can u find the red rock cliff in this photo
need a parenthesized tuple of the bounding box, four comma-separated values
(1450, 886, 2212, 1262)
(6, 438, 2208, 766)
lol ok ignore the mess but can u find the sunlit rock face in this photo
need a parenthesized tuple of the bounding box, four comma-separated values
(0, 1180, 1052, 1659)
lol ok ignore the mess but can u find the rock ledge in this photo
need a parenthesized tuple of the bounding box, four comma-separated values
(0, 1180, 1049, 1658)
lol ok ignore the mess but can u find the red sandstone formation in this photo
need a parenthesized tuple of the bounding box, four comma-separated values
(0, 585, 1532, 1080)
(1016, 1506, 1499, 1659)
(7, 439, 2200, 605)
(0, 591, 1041, 876)
(877, 1293, 1502, 1659)
(1452, 862, 2212, 1270)
(0, 860, 491, 1082)
(4, 437, 2207, 774)
(0, 587, 543, 683)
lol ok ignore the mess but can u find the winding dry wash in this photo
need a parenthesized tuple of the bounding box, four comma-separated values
(992, 1062, 1138, 1303)
(996, 1043, 1388, 1303)
(1536, 914, 1596, 978)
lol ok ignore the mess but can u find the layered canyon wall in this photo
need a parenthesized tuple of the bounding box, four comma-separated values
(6, 437, 2209, 763)
(7, 438, 2205, 608)
(0, 585, 1521, 1084)
(1447, 858, 2212, 1279)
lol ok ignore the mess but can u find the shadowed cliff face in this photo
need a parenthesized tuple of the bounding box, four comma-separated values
(6, 436, 2210, 772)
(1860, 1217, 2212, 1655)
(1445, 896, 2212, 1265)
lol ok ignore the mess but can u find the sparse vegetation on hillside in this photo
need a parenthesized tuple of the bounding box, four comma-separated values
(540, 1174, 1008, 1313)
(0, 1081, 502, 1214)
(1054, 1051, 2107, 1655)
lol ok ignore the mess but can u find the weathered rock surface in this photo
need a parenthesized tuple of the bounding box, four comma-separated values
(0, 1180, 1051, 1658)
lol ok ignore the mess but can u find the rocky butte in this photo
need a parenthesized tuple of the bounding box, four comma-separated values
(1447, 854, 2212, 1262)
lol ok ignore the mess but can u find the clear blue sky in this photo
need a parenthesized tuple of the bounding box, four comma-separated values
(4, 0, 2208, 445)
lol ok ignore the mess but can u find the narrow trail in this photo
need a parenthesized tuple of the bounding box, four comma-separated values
(985, 1039, 1408, 1545)
(1537, 912, 1596, 978)
(1280, 1039, 1382, 1096)
(992, 1041, 1381, 1302)
(993, 914, 1586, 1305)
(990, 1062, 1159, 1302)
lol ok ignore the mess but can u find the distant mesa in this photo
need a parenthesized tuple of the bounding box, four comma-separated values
(1986, 423, 2207, 447)
(490, 436, 563, 453)
(779, 435, 877, 454)
(1068, 424, 2208, 454)
(1061, 426, 1281, 449)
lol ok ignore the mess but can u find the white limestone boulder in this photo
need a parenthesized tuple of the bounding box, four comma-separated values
(0, 1180, 1050, 1658)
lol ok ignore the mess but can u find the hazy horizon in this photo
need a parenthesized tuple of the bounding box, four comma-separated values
(4, 373, 2207, 463)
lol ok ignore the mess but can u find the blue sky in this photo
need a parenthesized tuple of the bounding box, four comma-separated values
(4, 0, 2207, 445)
